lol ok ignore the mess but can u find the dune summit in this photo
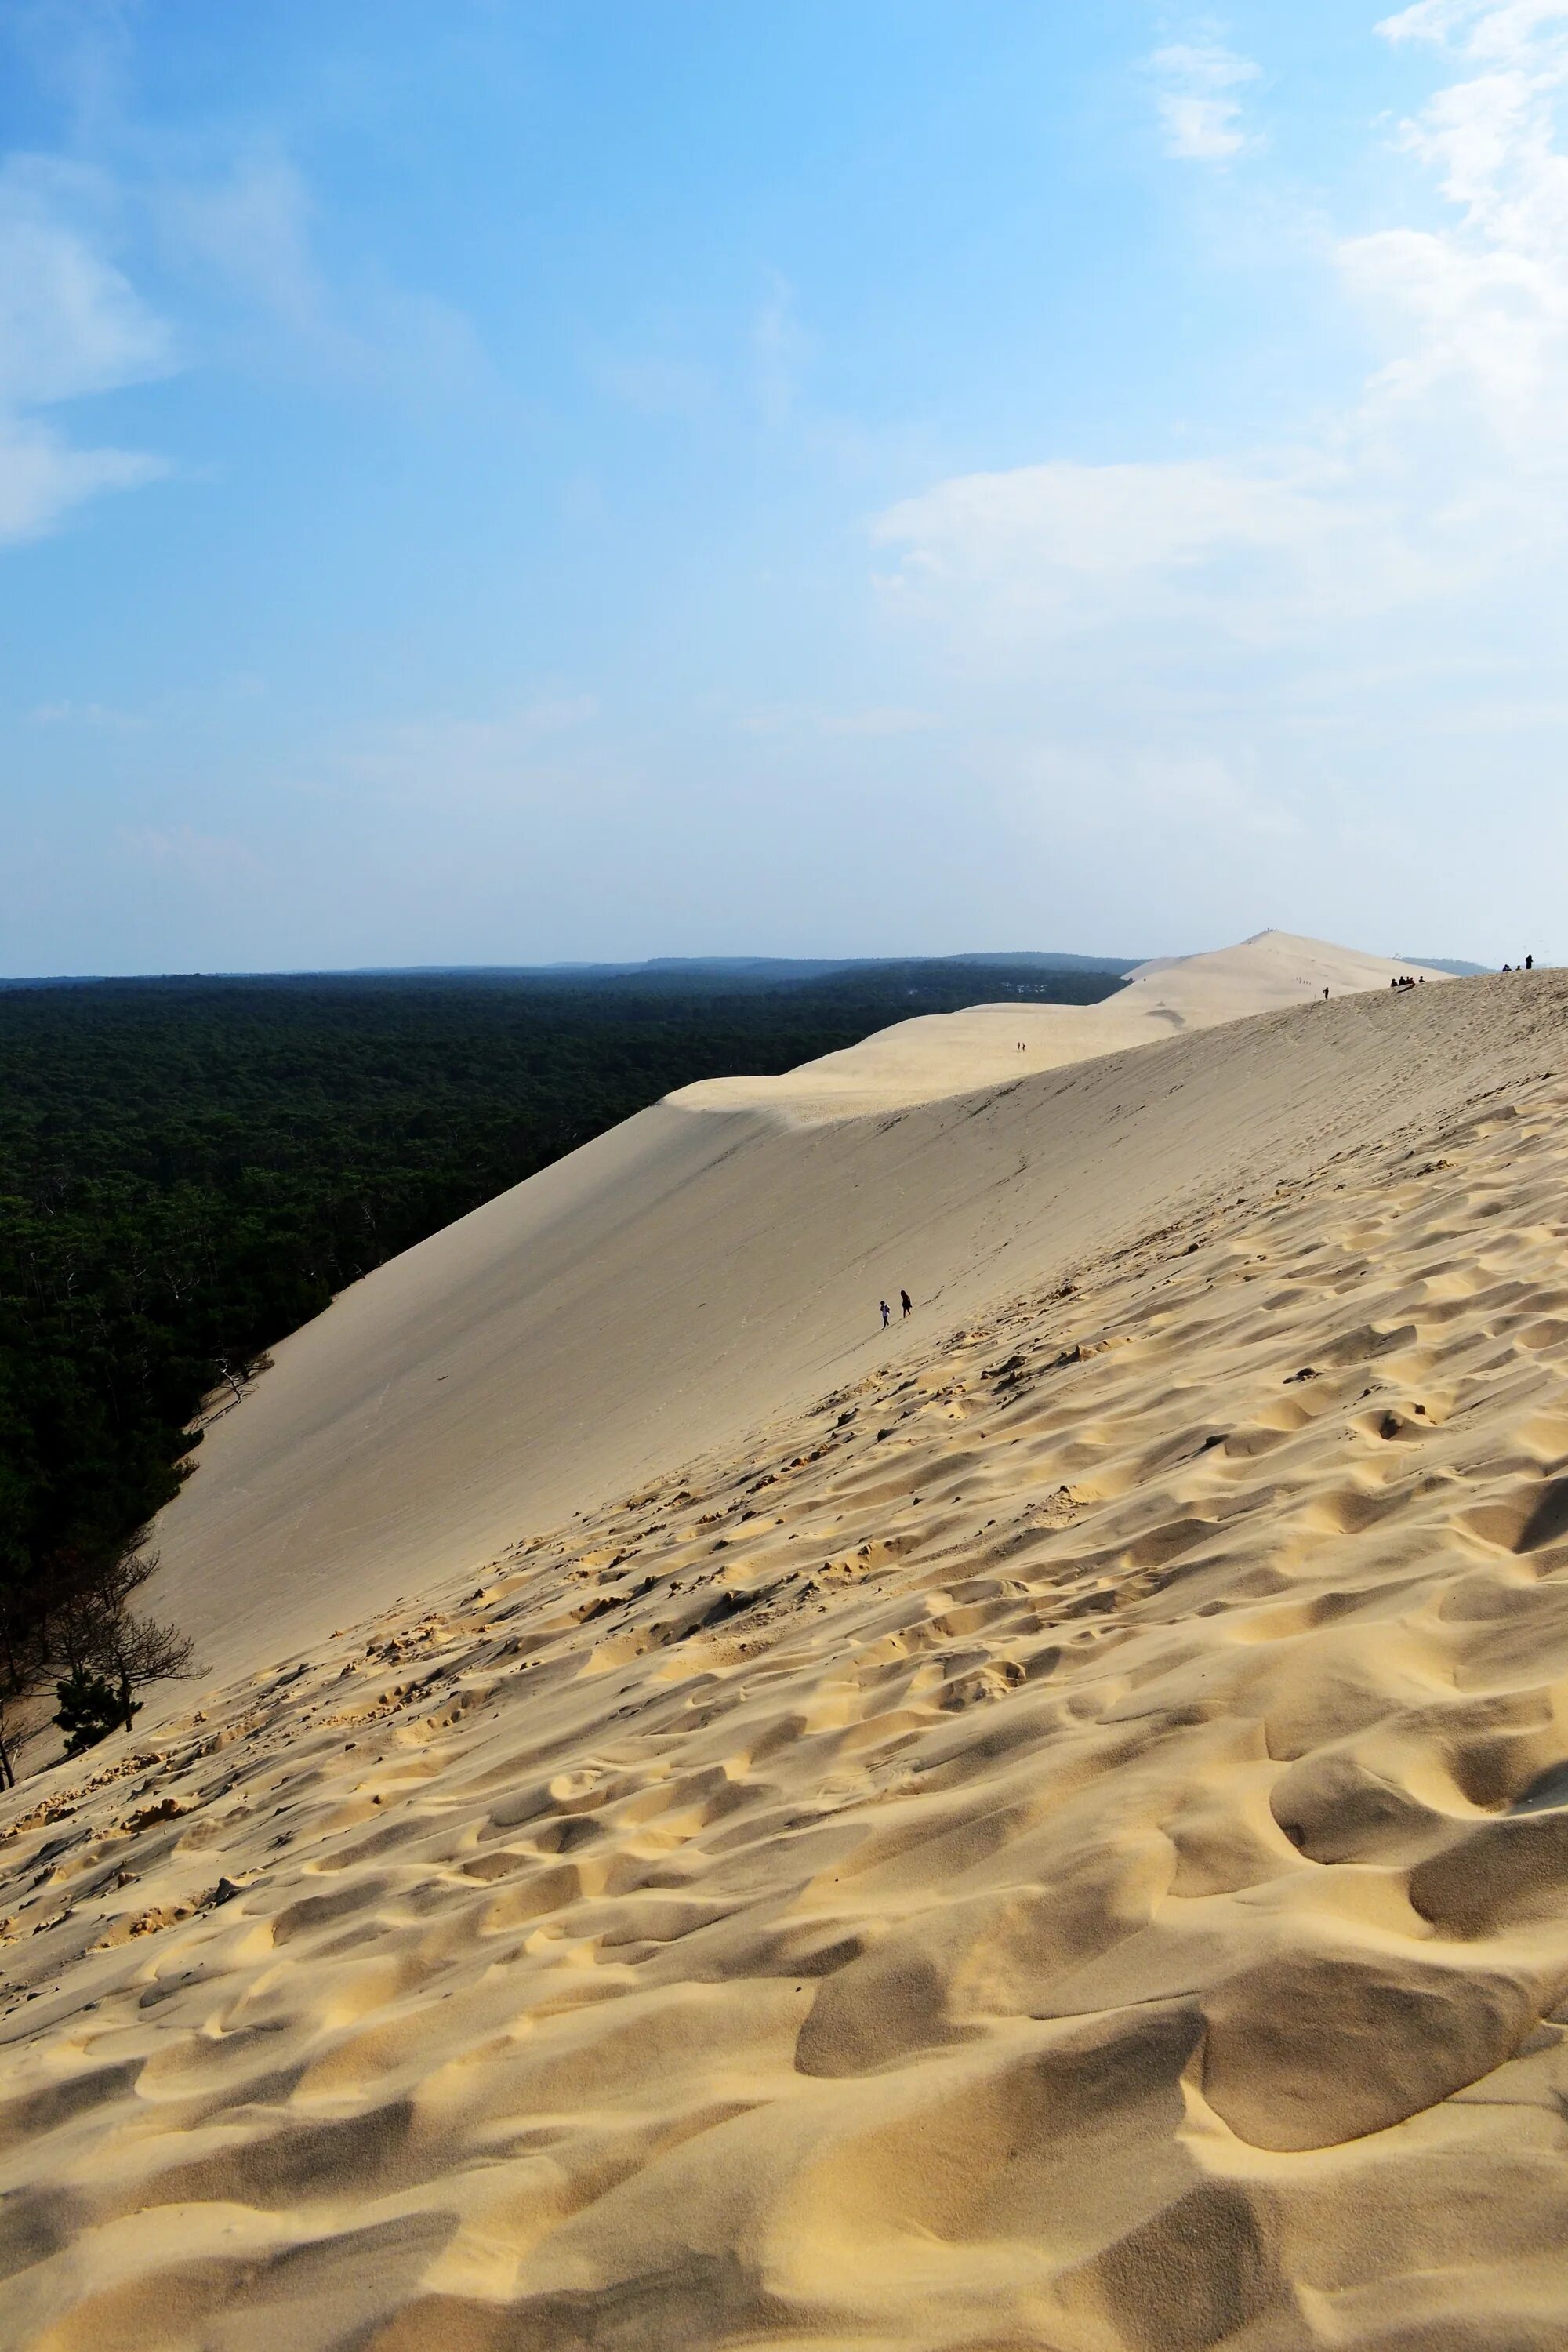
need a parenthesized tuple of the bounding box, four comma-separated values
(8, 938, 1568, 2350)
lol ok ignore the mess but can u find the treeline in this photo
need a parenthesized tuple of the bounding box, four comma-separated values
(0, 960, 1123, 1769)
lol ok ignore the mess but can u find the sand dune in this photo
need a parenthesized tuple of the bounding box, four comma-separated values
(141, 933, 1460, 1690)
(8, 945, 1568, 2349)
(684, 930, 1454, 1116)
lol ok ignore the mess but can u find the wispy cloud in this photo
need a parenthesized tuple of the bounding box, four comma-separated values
(0, 413, 162, 539)
(152, 146, 485, 397)
(0, 158, 170, 403)
(1341, 0, 1568, 425)
(154, 148, 322, 339)
(1148, 31, 1261, 162)
(1375, 1, 1568, 52)
(872, 452, 1453, 658)
(4, 6, 486, 508)
(29, 695, 147, 728)
(874, 3, 1568, 669)
(846, 2, 1568, 943)
(0, 154, 172, 541)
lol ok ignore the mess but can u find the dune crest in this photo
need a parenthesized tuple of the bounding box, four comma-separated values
(677, 929, 1454, 1117)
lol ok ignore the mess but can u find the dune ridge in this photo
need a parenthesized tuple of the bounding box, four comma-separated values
(678, 929, 1454, 1116)
(4, 960, 1568, 2347)
(145, 935, 1468, 1690)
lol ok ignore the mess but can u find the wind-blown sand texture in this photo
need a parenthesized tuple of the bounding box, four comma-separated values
(9, 945, 1568, 2349)
(142, 934, 1454, 1689)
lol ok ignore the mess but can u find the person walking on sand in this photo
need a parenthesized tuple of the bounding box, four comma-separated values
(880, 1299, 891, 1330)
(900, 1288, 913, 1319)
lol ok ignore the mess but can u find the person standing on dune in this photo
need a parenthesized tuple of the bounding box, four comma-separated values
(901, 1289, 913, 1319)
(880, 1299, 891, 1330)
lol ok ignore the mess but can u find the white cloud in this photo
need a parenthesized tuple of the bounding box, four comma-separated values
(0, 93, 481, 550)
(871, 453, 1454, 653)
(0, 412, 164, 541)
(873, 4, 1568, 664)
(852, 4, 1568, 953)
(877, 459, 1321, 582)
(0, 159, 171, 405)
(0, 157, 172, 542)
(1149, 34, 1261, 161)
(1377, 2, 1568, 53)
(1338, 2, 1568, 426)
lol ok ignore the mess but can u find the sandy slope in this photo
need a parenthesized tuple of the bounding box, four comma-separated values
(5, 962, 1568, 2347)
(682, 931, 1453, 1116)
(140, 934, 1457, 1692)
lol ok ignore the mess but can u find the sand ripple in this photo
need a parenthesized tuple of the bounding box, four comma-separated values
(8, 1050, 1568, 2345)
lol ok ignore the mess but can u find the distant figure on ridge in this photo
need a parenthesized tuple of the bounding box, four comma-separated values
(901, 1288, 913, 1319)
(880, 1299, 891, 1330)
(1526, 953, 1534, 970)
(1323, 987, 1330, 1000)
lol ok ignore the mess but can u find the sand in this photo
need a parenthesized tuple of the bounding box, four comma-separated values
(137, 933, 1457, 1691)
(681, 931, 1454, 1116)
(6, 938, 1568, 2348)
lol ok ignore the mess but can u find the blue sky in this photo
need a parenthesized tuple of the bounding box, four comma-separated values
(0, 0, 1561, 971)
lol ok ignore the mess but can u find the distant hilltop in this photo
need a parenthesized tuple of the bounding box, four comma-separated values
(635, 950, 1143, 978)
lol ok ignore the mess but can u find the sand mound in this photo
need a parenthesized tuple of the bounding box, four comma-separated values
(142, 935, 1462, 1691)
(8, 951, 1568, 2349)
(680, 929, 1454, 1116)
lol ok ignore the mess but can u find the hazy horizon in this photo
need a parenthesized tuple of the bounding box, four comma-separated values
(2, 3, 1563, 973)
(2, 946, 1143, 982)
(0, 939, 1497, 985)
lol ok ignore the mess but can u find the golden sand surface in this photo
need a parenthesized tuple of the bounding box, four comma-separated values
(141, 935, 1471, 1692)
(679, 931, 1454, 1116)
(5, 967, 1568, 2347)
